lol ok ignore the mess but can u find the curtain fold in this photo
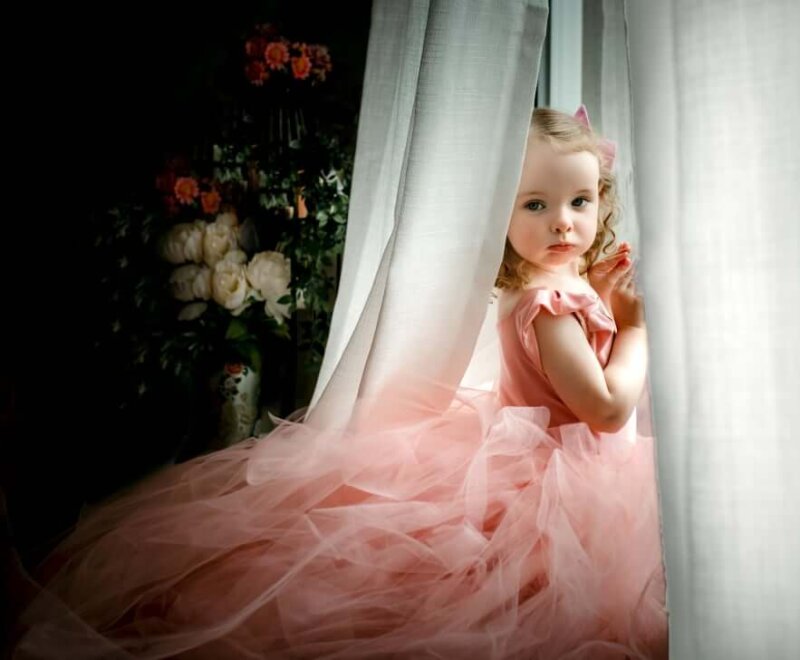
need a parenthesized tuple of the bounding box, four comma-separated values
(307, 0, 550, 429)
(627, 1, 800, 658)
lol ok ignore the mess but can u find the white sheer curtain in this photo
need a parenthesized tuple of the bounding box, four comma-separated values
(580, 0, 639, 252)
(309, 0, 800, 656)
(625, 1, 800, 659)
(307, 0, 550, 429)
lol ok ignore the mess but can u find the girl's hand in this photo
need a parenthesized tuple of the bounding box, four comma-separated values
(610, 264, 646, 329)
(587, 241, 633, 304)
(587, 242, 634, 317)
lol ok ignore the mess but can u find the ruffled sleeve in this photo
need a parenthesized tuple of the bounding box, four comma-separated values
(514, 288, 618, 373)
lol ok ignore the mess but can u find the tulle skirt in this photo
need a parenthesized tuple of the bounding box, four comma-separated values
(10, 386, 668, 659)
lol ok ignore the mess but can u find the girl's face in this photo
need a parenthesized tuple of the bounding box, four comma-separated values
(507, 136, 600, 280)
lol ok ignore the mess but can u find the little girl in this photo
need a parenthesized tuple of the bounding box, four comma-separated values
(10, 107, 668, 660)
(496, 105, 647, 438)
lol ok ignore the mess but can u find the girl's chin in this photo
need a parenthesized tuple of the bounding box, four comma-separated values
(544, 249, 580, 259)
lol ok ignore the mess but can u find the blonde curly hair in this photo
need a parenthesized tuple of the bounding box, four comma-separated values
(495, 107, 621, 291)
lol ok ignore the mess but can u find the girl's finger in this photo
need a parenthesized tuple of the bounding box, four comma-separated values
(598, 254, 628, 274)
(617, 268, 634, 289)
(609, 259, 632, 283)
(615, 256, 632, 270)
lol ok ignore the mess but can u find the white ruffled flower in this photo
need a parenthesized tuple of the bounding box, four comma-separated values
(203, 220, 238, 268)
(221, 249, 248, 265)
(246, 251, 293, 322)
(246, 251, 291, 299)
(211, 260, 249, 311)
(169, 264, 203, 302)
(161, 221, 205, 264)
(191, 266, 212, 300)
(215, 211, 239, 228)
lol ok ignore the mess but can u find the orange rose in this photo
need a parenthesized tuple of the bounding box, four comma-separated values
(264, 41, 290, 70)
(291, 55, 311, 80)
(201, 190, 221, 215)
(174, 177, 199, 205)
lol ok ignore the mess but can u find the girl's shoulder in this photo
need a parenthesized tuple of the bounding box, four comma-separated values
(496, 277, 598, 323)
(496, 288, 526, 322)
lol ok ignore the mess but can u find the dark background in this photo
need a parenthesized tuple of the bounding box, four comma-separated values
(3, 1, 372, 571)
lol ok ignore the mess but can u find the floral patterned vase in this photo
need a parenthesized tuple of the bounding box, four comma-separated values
(209, 362, 260, 448)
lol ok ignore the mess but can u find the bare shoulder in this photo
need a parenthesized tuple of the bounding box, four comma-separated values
(496, 289, 526, 322)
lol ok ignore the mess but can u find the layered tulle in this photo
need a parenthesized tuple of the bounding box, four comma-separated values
(11, 384, 667, 660)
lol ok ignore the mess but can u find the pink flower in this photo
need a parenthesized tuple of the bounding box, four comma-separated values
(308, 44, 333, 82)
(309, 45, 332, 72)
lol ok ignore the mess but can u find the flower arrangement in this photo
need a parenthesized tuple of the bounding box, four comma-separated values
(243, 23, 333, 88)
(88, 19, 355, 457)
(160, 204, 294, 325)
(151, 125, 351, 380)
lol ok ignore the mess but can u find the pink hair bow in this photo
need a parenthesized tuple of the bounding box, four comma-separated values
(574, 104, 617, 172)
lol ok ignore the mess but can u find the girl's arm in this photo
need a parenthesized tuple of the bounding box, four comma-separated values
(533, 312, 648, 433)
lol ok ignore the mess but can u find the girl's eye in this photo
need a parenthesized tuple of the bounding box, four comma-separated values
(525, 197, 591, 211)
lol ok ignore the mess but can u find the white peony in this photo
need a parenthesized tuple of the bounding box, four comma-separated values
(221, 249, 248, 265)
(215, 211, 239, 228)
(182, 221, 206, 263)
(245, 251, 293, 322)
(211, 260, 249, 311)
(191, 266, 212, 300)
(245, 251, 291, 300)
(161, 221, 205, 264)
(203, 220, 238, 267)
(169, 265, 203, 302)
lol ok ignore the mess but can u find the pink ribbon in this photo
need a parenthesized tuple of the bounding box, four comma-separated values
(574, 104, 617, 172)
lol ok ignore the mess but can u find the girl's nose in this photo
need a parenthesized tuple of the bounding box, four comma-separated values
(552, 213, 573, 233)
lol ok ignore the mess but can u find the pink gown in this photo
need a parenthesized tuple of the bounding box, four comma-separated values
(10, 286, 668, 659)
